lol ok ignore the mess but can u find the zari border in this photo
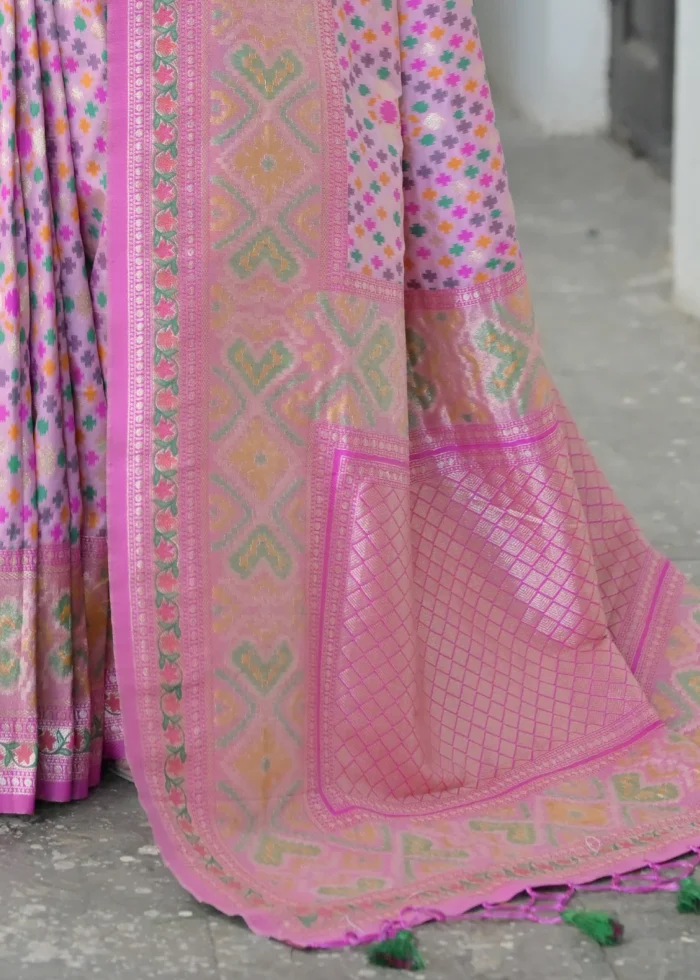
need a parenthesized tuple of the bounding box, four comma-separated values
(108, 0, 150, 807)
(109, 0, 275, 919)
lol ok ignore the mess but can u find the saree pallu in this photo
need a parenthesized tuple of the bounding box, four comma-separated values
(2, 0, 697, 948)
(0, 1, 122, 811)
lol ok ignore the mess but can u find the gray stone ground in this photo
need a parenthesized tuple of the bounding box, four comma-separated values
(3, 115, 700, 979)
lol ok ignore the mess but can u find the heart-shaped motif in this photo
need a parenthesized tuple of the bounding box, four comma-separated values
(227, 339, 293, 393)
(232, 45, 302, 100)
(232, 640, 292, 694)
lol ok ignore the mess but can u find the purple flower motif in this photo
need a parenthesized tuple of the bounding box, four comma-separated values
(4, 288, 19, 317)
(17, 129, 32, 159)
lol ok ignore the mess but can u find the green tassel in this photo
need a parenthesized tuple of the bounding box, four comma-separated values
(561, 909, 624, 946)
(367, 930, 425, 971)
(677, 876, 700, 913)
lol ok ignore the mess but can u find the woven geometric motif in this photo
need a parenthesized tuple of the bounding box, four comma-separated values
(307, 418, 658, 823)
(405, 283, 553, 427)
(111, 0, 700, 947)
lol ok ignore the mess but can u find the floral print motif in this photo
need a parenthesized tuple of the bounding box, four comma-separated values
(333, 0, 406, 284)
(0, 598, 22, 690)
(0, 0, 108, 548)
(335, 0, 522, 289)
(0, 0, 116, 811)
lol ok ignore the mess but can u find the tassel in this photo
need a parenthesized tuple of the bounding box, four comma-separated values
(677, 876, 700, 913)
(367, 930, 426, 971)
(561, 909, 624, 946)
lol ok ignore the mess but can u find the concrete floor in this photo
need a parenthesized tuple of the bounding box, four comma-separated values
(3, 118, 700, 979)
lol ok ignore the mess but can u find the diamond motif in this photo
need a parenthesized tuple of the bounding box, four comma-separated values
(233, 724, 292, 806)
(234, 123, 305, 206)
(228, 417, 289, 500)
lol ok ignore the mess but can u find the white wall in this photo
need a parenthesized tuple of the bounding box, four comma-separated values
(475, 0, 610, 135)
(671, 0, 700, 319)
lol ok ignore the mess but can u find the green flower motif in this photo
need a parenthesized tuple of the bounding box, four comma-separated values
(53, 595, 72, 633)
(0, 599, 22, 690)
(49, 641, 73, 679)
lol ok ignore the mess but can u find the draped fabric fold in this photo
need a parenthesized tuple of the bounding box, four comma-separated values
(105, 0, 700, 945)
(3, 0, 700, 950)
(0, 0, 121, 812)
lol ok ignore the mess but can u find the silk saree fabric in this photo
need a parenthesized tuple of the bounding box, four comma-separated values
(0, 0, 121, 811)
(3, 0, 700, 950)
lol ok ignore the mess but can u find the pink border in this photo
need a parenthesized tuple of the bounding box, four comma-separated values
(107, 0, 136, 775)
(107, 0, 238, 920)
(404, 267, 527, 311)
(106, 0, 170, 884)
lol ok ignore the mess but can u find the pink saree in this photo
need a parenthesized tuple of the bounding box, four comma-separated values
(0, 0, 120, 808)
(4, 0, 700, 950)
